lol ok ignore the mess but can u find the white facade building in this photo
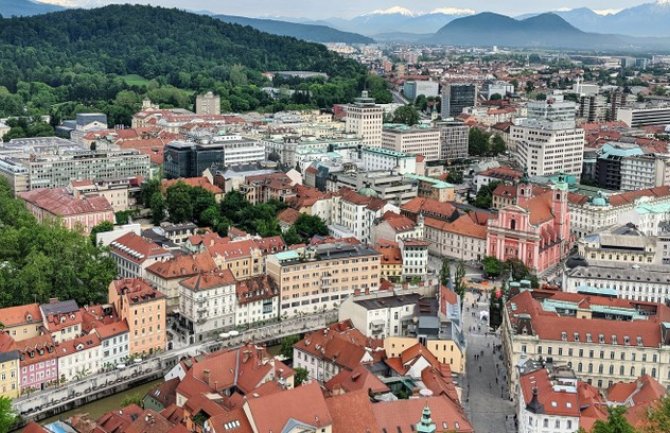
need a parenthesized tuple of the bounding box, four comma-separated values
(234, 276, 280, 327)
(345, 92, 384, 147)
(56, 335, 103, 382)
(338, 293, 420, 339)
(178, 270, 237, 342)
(360, 147, 417, 174)
(382, 124, 441, 162)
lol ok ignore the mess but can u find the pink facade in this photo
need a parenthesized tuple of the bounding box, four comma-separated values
(486, 183, 571, 274)
(18, 335, 58, 390)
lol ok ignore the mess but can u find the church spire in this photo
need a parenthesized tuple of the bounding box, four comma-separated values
(416, 404, 436, 433)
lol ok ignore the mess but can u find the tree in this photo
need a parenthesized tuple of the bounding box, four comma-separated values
(473, 181, 501, 209)
(0, 397, 17, 433)
(294, 367, 309, 386)
(293, 214, 328, 240)
(491, 134, 506, 155)
(592, 406, 636, 433)
(647, 396, 670, 433)
(189, 187, 216, 226)
(446, 169, 464, 184)
(414, 94, 428, 111)
(525, 81, 535, 93)
(392, 105, 420, 126)
(468, 128, 491, 156)
(489, 93, 502, 100)
(482, 256, 503, 279)
(439, 258, 452, 287)
(149, 192, 165, 225)
(166, 183, 194, 223)
(280, 335, 300, 359)
(282, 226, 303, 246)
(121, 393, 144, 408)
(140, 179, 161, 208)
(454, 260, 466, 299)
(90, 221, 114, 245)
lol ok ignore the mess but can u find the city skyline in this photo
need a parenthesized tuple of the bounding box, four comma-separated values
(36, 0, 667, 19)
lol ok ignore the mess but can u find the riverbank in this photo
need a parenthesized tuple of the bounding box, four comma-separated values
(40, 379, 162, 426)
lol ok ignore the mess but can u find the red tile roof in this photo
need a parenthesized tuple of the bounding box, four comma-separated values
(19, 188, 113, 216)
(236, 275, 278, 305)
(295, 324, 379, 372)
(401, 197, 458, 222)
(206, 239, 259, 261)
(253, 236, 285, 254)
(277, 208, 301, 225)
(478, 166, 522, 181)
(374, 240, 402, 265)
(110, 232, 170, 264)
(146, 252, 217, 280)
(325, 365, 390, 395)
(0, 303, 42, 328)
(520, 368, 580, 417)
(326, 390, 381, 433)
(372, 396, 473, 433)
(380, 211, 416, 232)
(245, 382, 332, 433)
(180, 270, 237, 292)
(162, 178, 223, 195)
(112, 278, 166, 305)
(424, 215, 487, 240)
(56, 333, 101, 358)
(17, 334, 57, 366)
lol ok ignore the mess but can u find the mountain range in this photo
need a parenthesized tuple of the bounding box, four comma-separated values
(429, 12, 670, 51)
(214, 15, 374, 44)
(296, 7, 475, 36)
(0, 0, 63, 17)
(516, 1, 670, 37)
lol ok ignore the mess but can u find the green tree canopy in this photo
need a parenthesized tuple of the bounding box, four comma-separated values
(90, 221, 114, 245)
(0, 397, 17, 433)
(392, 105, 420, 126)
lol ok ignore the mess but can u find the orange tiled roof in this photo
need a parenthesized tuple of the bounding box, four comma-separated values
(0, 303, 42, 328)
(19, 188, 113, 216)
(146, 251, 217, 280)
(424, 215, 487, 240)
(180, 270, 237, 292)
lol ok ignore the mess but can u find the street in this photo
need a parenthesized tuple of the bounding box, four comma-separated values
(462, 291, 515, 433)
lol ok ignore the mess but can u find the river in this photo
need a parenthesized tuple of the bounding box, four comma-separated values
(40, 379, 162, 426)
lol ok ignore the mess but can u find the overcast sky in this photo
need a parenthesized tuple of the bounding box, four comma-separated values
(40, 0, 654, 18)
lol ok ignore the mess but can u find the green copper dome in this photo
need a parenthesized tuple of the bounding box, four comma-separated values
(358, 186, 378, 197)
(591, 191, 609, 207)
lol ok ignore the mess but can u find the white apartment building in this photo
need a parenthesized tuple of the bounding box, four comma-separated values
(330, 189, 394, 242)
(576, 224, 658, 266)
(382, 124, 441, 162)
(400, 239, 429, 278)
(178, 270, 237, 343)
(345, 91, 384, 147)
(211, 135, 265, 167)
(234, 276, 280, 327)
(513, 94, 584, 177)
(620, 154, 670, 192)
(95, 323, 130, 368)
(109, 232, 173, 279)
(423, 214, 487, 261)
(360, 147, 417, 174)
(564, 263, 670, 304)
(56, 335, 103, 382)
(512, 126, 585, 177)
(338, 293, 420, 339)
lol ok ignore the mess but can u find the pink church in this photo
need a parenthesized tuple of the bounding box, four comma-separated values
(486, 180, 571, 274)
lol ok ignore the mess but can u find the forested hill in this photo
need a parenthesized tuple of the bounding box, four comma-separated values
(0, 4, 361, 87)
(0, 4, 391, 121)
(215, 15, 374, 44)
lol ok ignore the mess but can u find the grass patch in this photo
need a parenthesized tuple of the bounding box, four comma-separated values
(122, 74, 150, 86)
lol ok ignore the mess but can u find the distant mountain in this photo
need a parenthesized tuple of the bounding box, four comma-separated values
(428, 12, 670, 50)
(519, 1, 670, 37)
(373, 32, 434, 43)
(214, 15, 374, 44)
(310, 7, 475, 36)
(0, 0, 64, 17)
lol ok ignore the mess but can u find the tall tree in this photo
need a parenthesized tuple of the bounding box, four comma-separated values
(454, 260, 466, 299)
(166, 183, 194, 223)
(440, 258, 452, 287)
(0, 397, 17, 433)
(392, 105, 420, 126)
(592, 406, 636, 433)
(149, 192, 166, 225)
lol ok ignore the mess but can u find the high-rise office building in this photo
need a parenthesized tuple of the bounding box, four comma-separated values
(512, 93, 585, 177)
(345, 91, 384, 147)
(441, 84, 477, 118)
(195, 91, 221, 115)
(434, 121, 469, 161)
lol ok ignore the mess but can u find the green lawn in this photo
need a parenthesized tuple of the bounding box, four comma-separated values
(121, 74, 150, 86)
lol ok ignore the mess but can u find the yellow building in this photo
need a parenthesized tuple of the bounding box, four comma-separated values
(375, 241, 403, 281)
(384, 336, 465, 374)
(0, 333, 20, 398)
(0, 304, 42, 342)
(206, 239, 264, 279)
(109, 278, 167, 357)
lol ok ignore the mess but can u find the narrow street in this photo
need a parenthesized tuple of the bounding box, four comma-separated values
(462, 291, 515, 433)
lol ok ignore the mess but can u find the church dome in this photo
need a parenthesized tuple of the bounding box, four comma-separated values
(358, 186, 378, 197)
(590, 191, 609, 207)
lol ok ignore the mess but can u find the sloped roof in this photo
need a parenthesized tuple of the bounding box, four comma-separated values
(19, 188, 112, 216)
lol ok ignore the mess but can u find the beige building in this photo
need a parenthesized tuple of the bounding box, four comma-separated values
(266, 243, 381, 318)
(502, 290, 670, 395)
(0, 304, 43, 342)
(195, 91, 221, 115)
(345, 91, 383, 147)
(423, 214, 487, 261)
(206, 239, 265, 279)
(384, 336, 465, 374)
(382, 124, 441, 162)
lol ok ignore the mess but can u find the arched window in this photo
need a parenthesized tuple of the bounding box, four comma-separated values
(588, 363, 593, 373)
(578, 363, 583, 372)
(631, 366, 636, 376)
(609, 365, 614, 375)
(510, 219, 516, 230)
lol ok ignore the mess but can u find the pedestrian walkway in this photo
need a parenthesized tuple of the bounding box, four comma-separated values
(462, 291, 515, 433)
